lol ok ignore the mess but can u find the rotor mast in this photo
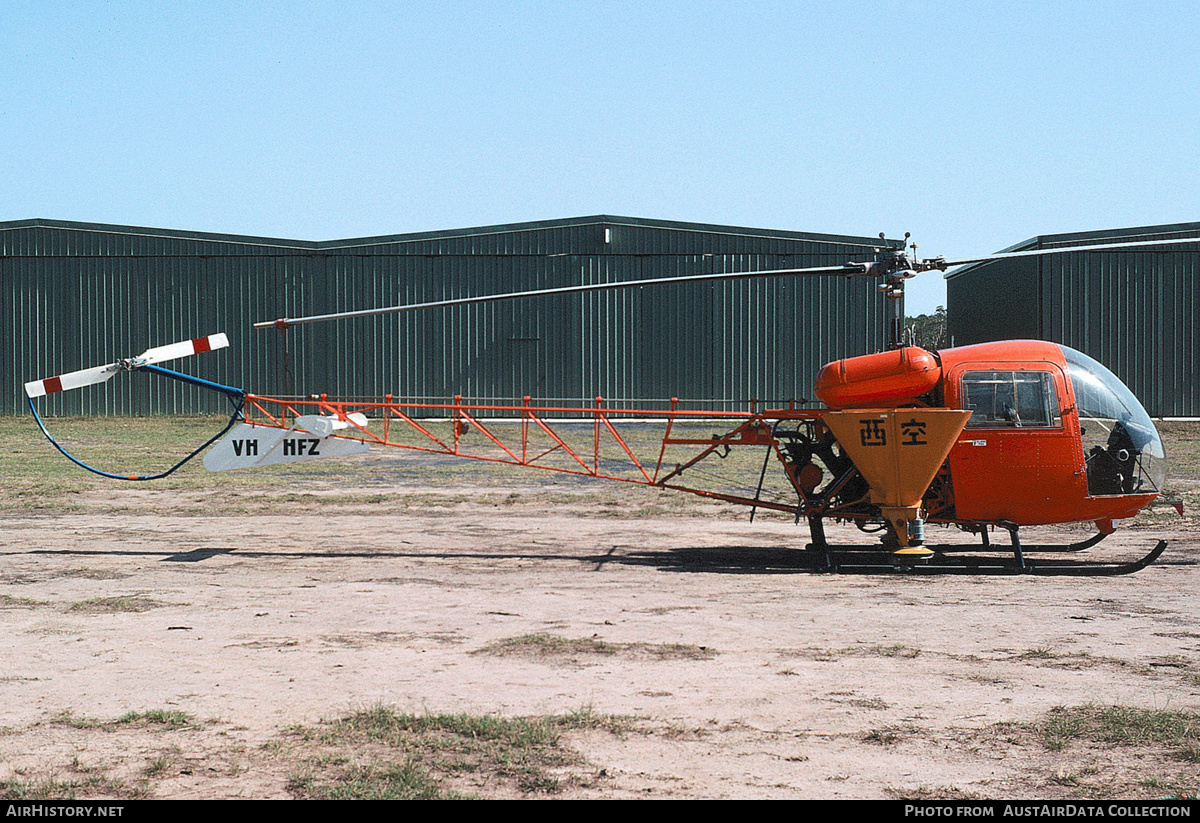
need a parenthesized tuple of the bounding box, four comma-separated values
(864, 233, 948, 350)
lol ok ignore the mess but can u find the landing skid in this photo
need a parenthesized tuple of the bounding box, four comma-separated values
(935, 528, 1111, 555)
(802, 541, 1165, 576)
(803, 519, 1166, 576)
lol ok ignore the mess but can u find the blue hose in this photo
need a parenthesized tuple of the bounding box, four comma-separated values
(26, 365, 246, 481)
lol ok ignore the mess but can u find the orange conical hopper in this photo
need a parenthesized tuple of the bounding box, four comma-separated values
(821, 409, 972, 550)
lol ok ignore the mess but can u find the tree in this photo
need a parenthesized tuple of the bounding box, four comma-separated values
(903, 306, 947, 350)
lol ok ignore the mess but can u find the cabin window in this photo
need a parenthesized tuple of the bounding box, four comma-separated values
(1062, 346, 1166, 495)
(961, 371, 1060, 428)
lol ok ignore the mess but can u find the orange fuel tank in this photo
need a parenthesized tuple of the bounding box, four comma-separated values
(814, 347, 941, 409)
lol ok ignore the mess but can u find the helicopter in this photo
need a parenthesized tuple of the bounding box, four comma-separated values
(23, 233, 1193, 575)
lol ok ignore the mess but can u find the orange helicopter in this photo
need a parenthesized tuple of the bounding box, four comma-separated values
(23, 234, 1190, 575)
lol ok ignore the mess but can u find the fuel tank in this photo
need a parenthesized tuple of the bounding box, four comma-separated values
(814, 347, 941, 409)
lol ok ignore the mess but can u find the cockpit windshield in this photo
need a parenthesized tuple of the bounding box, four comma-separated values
(1062, 346, 1166, 496)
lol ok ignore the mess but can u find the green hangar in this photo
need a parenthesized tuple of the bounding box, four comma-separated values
(2, 216, 898, 416)
(946, 221, 1200, 418)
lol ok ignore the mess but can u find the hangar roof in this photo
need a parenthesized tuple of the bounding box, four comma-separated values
(0, 215, 893, 252)
(945, 219, 1200, 280)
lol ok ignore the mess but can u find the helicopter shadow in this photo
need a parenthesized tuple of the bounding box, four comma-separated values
(22, 541, 1171, 576)
(590, 545, 820, 575)
(23, 543, 824, 575)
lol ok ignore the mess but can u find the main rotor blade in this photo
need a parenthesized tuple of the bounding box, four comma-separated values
(943, 235, 1200, 268)
(253, 263, 867, 329)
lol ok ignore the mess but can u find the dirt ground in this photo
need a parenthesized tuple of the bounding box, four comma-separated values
(1, 466, 1198, 799)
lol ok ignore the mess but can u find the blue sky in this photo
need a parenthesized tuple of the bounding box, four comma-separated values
(3, 1, 1198, 314)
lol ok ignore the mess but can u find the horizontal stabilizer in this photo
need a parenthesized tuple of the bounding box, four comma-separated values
(203, 422, 371, 472)
(293, 413, 369, 438)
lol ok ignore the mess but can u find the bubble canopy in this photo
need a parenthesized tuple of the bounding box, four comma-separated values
(1061, 346, 1166, 495)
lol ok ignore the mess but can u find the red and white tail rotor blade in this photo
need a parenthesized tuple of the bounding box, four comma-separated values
(134, 333, 229, 366)
(25, 363, 121, 398)
(24, 333, 230, 398)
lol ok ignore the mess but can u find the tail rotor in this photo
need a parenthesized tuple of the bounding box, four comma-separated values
(24, 333, 241, 480)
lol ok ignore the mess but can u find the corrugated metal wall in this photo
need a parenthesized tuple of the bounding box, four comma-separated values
(2, 217, 895, 416)
(946, 223, 1200, 417)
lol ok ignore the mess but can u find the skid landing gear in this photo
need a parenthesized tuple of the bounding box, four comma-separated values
(803, 519, 1166, 576)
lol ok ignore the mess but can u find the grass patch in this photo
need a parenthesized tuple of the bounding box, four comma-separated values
(476, 633, 716, 662)
(142, 755, 174, 778)
(1010, 648, 1114, 671)
(886, 784, 985, 801)
(810, 643, 922, 662)
(289, 758, 449, 800)
(1016, 645, 1058, 660)
(865, 643, 920, 659)
(68, 596, 165, 614)
(481, 634, 620, 659)
(51, 708, 198, 732)
(0, 775, 145, 800)
(58, 568, 130, 581)
(50, 710, 106, 730)
(282, 707, 627, 799)
(1043, 705, 1200, 760)
(863, 724, 920, 746)
(116, 710, 198, 730)
(0, 594, 48, 609)
(944, 706, 1200, 798)
(0, 777, 84, 800)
